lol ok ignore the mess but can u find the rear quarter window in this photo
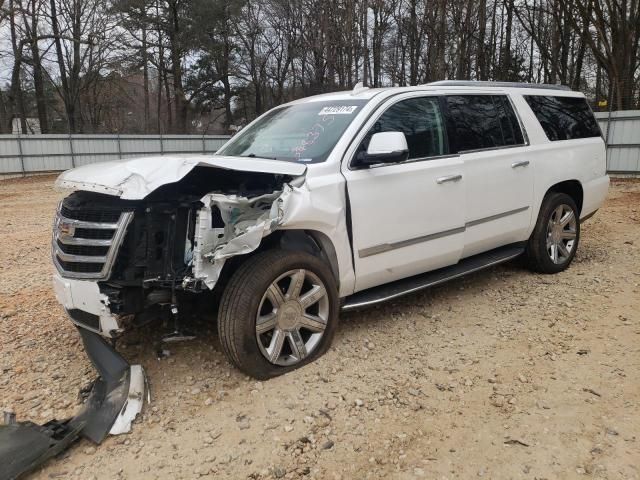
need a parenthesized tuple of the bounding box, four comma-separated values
(524, 95, 601, 141)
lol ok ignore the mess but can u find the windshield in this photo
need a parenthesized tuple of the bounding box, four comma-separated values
(218, 100, 368, 163)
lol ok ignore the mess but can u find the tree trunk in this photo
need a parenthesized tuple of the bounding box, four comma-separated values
(8, 0, 27, 134)
(141, 17, 150, 133)
(477, 0, 487, 80)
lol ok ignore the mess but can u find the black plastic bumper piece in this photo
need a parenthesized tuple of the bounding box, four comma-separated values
(70, 327, 131, 444)
(0, 420, 83, 480)
(0, 328, 133, 479)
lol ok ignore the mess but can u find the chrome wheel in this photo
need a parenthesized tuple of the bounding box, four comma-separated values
(546, 204, 577, 264)
(256, 269, 329, 366)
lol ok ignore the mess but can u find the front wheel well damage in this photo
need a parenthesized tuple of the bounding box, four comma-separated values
(212, 229, 340, 297)
(547, 180, 583, 215)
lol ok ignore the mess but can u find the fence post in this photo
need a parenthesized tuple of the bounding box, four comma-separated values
(604, 86, 615, 172)
(202, 134, 206, 153)
(16, 133, 25, 177)
(117, 133, 123, 159)
(160, 133, 164, 155)
(68, 133, 76, 168)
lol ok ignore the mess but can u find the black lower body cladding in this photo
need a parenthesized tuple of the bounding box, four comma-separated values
(0, 328, 140, 479)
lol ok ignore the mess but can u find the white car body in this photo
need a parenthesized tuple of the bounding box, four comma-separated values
(53, 83, 609, 337)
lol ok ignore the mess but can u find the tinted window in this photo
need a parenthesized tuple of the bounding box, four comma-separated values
(362, 97, 446, 160)
(495, 96, 525, 145)
(524, 95, 601, 141)
(445, 95, 524, 152)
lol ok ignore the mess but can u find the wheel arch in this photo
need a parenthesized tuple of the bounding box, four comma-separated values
(546, 179, 584, 215)
(213, 229, 341, 296)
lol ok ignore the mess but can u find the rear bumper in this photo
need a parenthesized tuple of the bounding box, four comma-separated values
(581, 175, 609, 220)
(52, 272, 121, 338)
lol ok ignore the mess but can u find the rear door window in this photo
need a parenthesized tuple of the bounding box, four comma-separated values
(524, 95, 601, 141)
(444, 95, 525, 152)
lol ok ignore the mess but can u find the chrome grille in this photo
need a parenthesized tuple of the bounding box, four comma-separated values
(52, 202, 133, 280)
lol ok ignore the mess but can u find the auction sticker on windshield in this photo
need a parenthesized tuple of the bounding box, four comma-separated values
(318, 106, 359, 115)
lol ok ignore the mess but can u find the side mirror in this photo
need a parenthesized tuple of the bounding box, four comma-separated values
(356, 132, 409, 166)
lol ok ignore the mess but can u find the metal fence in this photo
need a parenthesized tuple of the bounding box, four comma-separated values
(595, 111, 640, 174)
(1, 114, 639, 175)
(0, 134, 231, 175)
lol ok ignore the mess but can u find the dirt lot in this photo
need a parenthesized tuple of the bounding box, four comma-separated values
(0, 175, 638, 480)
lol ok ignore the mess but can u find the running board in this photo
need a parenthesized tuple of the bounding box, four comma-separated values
(341, 243, 525, 311)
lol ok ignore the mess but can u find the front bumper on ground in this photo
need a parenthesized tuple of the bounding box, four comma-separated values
(52, 272, 122, 337)
(0, 328, 145, 480)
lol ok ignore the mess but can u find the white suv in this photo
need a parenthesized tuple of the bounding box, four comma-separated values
(53, 81, 609, 379)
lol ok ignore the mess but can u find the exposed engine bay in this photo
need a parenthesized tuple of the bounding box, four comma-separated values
(52, 166, 301, 337)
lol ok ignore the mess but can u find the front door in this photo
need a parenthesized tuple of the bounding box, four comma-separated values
(341, 94, 466, 292)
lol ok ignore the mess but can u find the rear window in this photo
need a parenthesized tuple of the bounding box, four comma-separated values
(524, 95, 601, 141)
(445, 95, 525, 152)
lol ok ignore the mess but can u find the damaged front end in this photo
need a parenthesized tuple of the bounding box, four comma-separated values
(1, 158, 306, 479)
(51, 165, 303, 336)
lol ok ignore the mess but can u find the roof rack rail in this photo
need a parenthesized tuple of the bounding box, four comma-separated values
(427, 80, 572, 91)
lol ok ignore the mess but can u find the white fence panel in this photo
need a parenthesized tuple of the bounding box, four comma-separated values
(0, 136, 23, 173)
(0, 134, 232, 174)
(595, 111, 640, 174)
(3, 120, 638, 175)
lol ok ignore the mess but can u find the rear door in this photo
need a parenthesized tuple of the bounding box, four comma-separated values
(443, 94, 534, 257)
(341, 93, 465, 292)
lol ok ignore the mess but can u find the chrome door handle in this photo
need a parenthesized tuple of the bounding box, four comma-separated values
(436, 174, 462, 184)
(511, 160, 530, 168)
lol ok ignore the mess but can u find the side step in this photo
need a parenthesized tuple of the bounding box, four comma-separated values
(341, 243, 525, 311)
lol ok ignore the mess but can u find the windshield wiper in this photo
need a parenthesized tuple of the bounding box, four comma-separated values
(243, 153, 278, 160)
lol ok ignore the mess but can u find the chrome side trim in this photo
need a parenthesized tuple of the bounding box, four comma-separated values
(358, 226, 465, 259)
(466, 206, 530, 228)
(357, 206, 529, 259)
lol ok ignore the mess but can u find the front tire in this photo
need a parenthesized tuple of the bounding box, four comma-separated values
(526, 192, 580, 273)
(218, 249, 339, 380)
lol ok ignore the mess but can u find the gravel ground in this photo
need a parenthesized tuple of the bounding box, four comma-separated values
(1, 175, 638, 480)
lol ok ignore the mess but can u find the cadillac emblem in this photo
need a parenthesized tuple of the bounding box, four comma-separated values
(59, 221, 75, 237)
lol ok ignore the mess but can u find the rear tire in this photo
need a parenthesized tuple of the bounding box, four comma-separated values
(218, 249, 339, 380)
(526, 192, 580, 274)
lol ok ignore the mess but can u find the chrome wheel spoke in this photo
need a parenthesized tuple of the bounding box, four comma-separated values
(549, 243, 558, 263)
(299, 285, 326, 309)
(267, 328, 286, 363)
(267, 283, 286, 308)
(557, 242, 570, 258)
(560, 210, 574, 227)
(256, 312, 277, 334)
(286, 269, 305, 300)
(299, 313, 327, 333)
(287, 330, 308, 360)
(554, 206, 564, 223)
(561, 229, 576, 240)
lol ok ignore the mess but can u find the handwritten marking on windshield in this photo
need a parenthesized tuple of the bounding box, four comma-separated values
(292, 115, 336, 160)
